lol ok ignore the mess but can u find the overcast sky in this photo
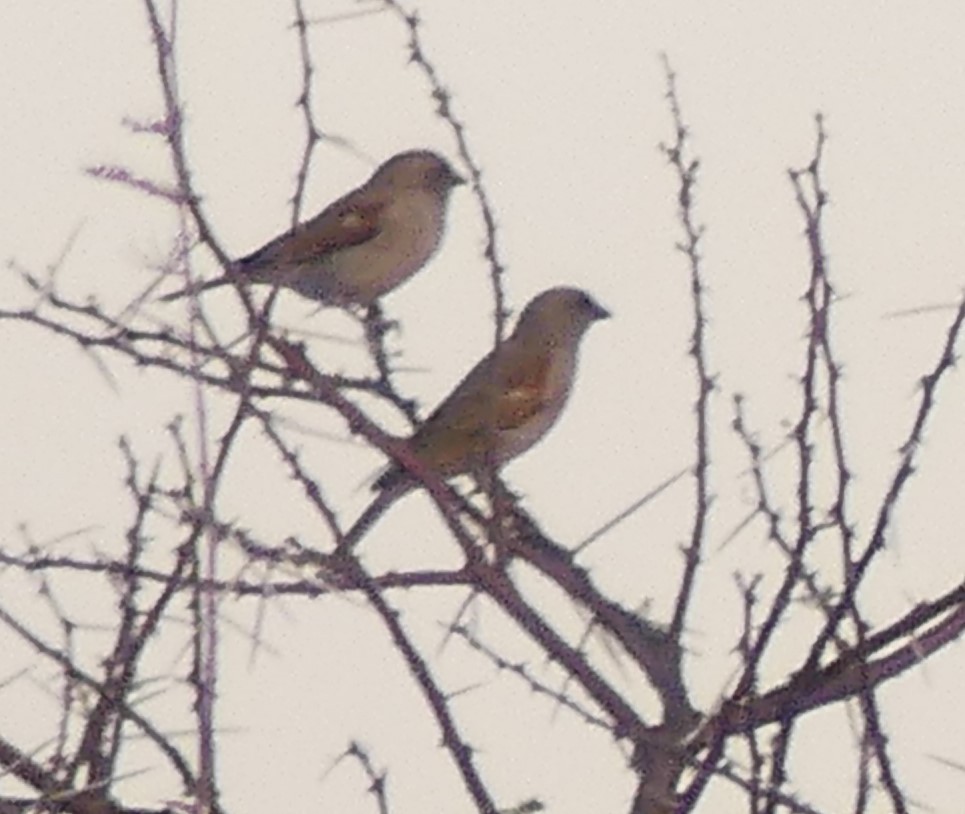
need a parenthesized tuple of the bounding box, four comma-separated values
(2, 2, 963, 812)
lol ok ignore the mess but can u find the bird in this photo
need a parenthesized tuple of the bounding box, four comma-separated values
(336, 286, 611, 554)
(162, 150, 465, 307)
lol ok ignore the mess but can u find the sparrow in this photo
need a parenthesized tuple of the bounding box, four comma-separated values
(162, 150, 464, 307)
(337, 286, 611, 553)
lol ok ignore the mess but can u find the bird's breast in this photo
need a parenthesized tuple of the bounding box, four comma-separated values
(375, 190, 447, 265)
(320, 190, 447, 305)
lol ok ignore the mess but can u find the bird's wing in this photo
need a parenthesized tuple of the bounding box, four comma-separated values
(415, 341, 553, 450)
(493, 349, 554, 429)
(239, 195, 386, 270)
(374, 342, 554, 488)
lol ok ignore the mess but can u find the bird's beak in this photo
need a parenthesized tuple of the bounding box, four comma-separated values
(590, 301, 611, 321)
(447, 166, 467, 187)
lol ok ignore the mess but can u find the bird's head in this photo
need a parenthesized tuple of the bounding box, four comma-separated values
(373, 150, 465, 194)
(514, 287, 611, 344)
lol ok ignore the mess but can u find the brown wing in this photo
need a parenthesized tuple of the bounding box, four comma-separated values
(373, 342, 554, 489)
(409, 342, 552, 465)
(238, 194, 385, 271)
(493, 348, 553, 430)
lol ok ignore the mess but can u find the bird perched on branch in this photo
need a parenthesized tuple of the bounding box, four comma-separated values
(336, 286, 611, 554)
(162, 150, 464, 307)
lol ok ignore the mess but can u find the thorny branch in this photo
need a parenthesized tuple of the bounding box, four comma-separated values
(0, 9, 962, 814)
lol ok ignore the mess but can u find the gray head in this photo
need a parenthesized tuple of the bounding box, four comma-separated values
(513, 287, 611, 344)
(370, 150, 465, 194)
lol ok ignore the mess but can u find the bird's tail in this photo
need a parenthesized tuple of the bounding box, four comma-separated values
(372, 463, 406, 492)
(159, 276, 232, 302)
(334, 479, 411, 556)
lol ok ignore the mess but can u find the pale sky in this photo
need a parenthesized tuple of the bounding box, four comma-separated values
(1, 2, 963, 812)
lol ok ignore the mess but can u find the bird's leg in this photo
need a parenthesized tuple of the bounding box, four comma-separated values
(362, 303, 390, 374)
(474, 461, 519, 566)
(362, 301, 389, 332)
(360, 303, 418, 421)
